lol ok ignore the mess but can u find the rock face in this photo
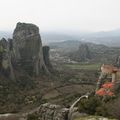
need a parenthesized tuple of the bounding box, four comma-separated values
(43, 46, 52, 69)
(0, 22, 51, 80)
(69, 43, 91, 62)
(0, 38, 15, 80)
(13, 22, 49, 76)
(115, 56, 120, 68)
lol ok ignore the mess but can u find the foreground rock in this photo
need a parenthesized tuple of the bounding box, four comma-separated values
(27, 103, 69, 120)
(26, 102, 117, 120)
(0, 103, 116, 120)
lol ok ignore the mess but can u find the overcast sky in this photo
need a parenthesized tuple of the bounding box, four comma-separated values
(0, 0, 120, 32)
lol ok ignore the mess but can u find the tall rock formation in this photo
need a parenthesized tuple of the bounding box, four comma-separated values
(0, 38, 15, 80)
(78, 44, 91, 61)
(115, 56, 120, 68)
(0, 22, 51, 80)
(69, 43, 91, 62)
(13, 22, 49, 76)
(43, 46, 52, 69)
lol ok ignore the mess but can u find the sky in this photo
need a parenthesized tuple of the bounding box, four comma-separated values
(0, 0, 120, 32)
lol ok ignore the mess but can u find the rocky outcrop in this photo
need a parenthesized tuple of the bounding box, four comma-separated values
(0, 38, 15, 80)
(69, 43, 91, 62)
(27, 103, 69, 120)
(115, 56, 120, 68)
(0, 22, 51, 80)
(43, 46, 52, 69)
(27, 96, 89, 120)
(77, 44, 91, 61)
(12, 22, 50, 76)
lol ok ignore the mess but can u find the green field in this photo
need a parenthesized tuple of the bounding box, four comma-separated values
(64, 63, 101, 70)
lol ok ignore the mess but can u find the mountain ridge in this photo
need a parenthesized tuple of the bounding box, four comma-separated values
(0, 28, 120, 46)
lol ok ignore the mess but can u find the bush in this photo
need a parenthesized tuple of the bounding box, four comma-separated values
(27, 113, 39, 120)
(78, 96, 101, 114)
(95, 104, 109, 117)
(78, 95, 120, 119)
(107, 97, 120, 119)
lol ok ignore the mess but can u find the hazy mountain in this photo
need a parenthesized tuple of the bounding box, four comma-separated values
(41, 29, 120, 46)
(41, 32, 75, 44)
(81, 36, 120, 47)
(79, 29, 120, 46)
(0, 29, 120, 46)
(49, 40, 107, 55)
(49, 40, 82, 48)
(85, 29, 120, 38)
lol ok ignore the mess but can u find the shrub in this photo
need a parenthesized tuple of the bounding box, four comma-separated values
(107, 97, 120, 119)
(78, 96, 101, 114)
(27, 113, 39, 120)
(78, 95, 120, 119)
(95, 104, 109, 117)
